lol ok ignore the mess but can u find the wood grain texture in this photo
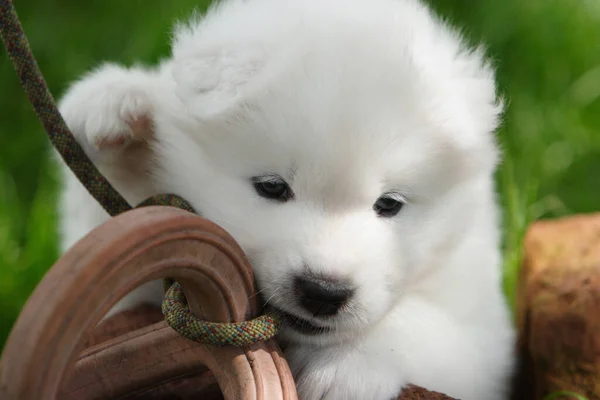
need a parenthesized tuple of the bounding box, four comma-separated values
(0, 206, 297, 400)
(80, 304, 223, 400)
(515, 212, 600, 400)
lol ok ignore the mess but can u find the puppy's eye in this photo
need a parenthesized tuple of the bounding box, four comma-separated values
(373, 194, 405, 217)
(252, 176, 294, 202)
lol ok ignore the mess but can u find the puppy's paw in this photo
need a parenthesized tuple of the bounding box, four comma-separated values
(290, 347, 405, 400)
(59, 63, 157, 153)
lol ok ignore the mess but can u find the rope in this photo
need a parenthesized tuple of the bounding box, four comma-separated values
(163, 282, 281, 346)
(0, 0, 280, 346)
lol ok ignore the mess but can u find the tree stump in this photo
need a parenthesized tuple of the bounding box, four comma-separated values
(516, 213, 600, 400)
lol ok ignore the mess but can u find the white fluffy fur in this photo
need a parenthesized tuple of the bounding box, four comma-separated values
(57, 0, 515, 398)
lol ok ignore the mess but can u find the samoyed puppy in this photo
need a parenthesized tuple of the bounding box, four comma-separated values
(57, 0, 516, 398)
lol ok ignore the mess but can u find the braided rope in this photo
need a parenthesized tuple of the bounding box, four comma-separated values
(163, 282, 282, 347)
(0, 0, 280, 346)
(0, 0, 132, 216)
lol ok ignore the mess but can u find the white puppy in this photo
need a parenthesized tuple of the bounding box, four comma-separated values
(57, 0, 516, 398)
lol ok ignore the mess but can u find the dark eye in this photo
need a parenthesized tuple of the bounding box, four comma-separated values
(252, 176, 294, 202)
(373, 194, 405, 217)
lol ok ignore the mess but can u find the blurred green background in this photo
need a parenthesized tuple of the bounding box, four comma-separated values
(1, 0, 599, 348)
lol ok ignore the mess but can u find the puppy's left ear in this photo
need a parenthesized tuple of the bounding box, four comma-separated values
(170, 20, 267, 119)
(171, 44, 266, 119)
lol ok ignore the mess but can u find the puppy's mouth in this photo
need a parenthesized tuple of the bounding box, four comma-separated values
(272, 307, 332, 335)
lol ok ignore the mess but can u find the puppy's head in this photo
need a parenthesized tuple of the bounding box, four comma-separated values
(99, 0, 503, 345)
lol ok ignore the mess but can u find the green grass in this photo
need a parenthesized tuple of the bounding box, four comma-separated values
(543, 392, 590, 400)
(1, 0, 599, 356)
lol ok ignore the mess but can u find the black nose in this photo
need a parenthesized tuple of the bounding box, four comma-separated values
(294, 275, 354, 317)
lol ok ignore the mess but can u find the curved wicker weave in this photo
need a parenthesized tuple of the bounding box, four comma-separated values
(0, 206, 297, 400)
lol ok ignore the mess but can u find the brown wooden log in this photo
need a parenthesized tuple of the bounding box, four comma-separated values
(515, 212, 600, 400)
(0, 206, 297, 400)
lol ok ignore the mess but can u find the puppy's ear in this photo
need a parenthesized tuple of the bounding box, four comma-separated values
(171, 16, 267, 119)
(171, 46, 266, 119)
